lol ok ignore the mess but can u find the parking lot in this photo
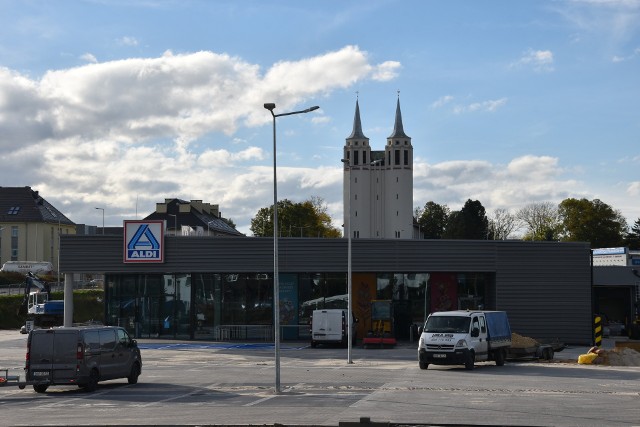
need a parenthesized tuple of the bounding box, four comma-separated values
(1, 330, 639, 427)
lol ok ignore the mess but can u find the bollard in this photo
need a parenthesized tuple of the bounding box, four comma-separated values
(594, 315, 602, 347)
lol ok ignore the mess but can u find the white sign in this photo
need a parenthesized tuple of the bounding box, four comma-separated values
(123, 220, 164, 263)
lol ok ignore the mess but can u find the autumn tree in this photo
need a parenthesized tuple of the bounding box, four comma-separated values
(250, 197, 341, 238)
(416, 201, 450, 239)
(443, 199, 489, 239)
(558, 198, 627, 248)
(488, 208, 519, 240)
(516, 202, 560, 241)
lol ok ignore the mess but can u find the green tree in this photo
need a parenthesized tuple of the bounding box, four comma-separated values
(557, 198, 627, 248)
(625, 218, 640, 250)
(443, 199, 489, 239)
(416, 201, 450, 239)
(250, 197, 341, 238)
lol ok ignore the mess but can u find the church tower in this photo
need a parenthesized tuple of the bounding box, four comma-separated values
(343, 96, 414, 239)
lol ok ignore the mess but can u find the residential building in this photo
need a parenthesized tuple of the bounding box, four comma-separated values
(0, 186, 75, 271)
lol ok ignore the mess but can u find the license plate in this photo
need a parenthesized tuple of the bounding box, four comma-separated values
(433, 354, 446, 358)
(33, 371, 49, 377)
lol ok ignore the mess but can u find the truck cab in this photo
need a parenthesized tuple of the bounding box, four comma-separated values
(418, 310, 511, 370)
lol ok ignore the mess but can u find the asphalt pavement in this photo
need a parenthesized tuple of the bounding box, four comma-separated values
(1, 329, 638, 427)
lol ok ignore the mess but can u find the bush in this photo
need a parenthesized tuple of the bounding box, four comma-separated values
(0, 272, 25, 287)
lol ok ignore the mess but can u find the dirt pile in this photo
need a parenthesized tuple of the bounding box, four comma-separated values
(511, 332, 538, 348)
(602, 347, 640, 366)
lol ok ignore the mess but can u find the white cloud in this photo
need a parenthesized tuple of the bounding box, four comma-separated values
(431, 95, 454, 109)
(511, 49, 555, 72)
(628, 181, 640, 196)
(371, 61, 401, 81)
(453, 98, 508, 114)
(612, 47, 640, 62)
(80, 53, 98, 64)
(0, 46, 399, 234)
(118, 36, 139, 47)
(413, 155, 582, 214)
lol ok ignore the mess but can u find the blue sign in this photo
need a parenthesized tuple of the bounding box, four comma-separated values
(124, 220, 164, 263)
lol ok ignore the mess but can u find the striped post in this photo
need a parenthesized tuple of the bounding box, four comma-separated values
(594, 315, 602, 347)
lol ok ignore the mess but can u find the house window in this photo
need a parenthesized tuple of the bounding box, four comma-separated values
(404, 150, 408, 165)
(354, 150, 359, 166)
(395, 150, 400, 165)
(363, 151, 367, 165)
(7, 207, 20, 215)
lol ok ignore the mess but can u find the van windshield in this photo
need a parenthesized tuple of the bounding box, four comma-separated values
(425, 316, 470, 333)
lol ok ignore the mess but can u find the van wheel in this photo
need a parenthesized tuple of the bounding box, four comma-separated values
(128, 362, 141, 384)
(495, 349, 505, 366)
(85, 369, 99, 392)
(33, 384, 48, 393)
(310, 341, 317, 348)
(464, 352, 475, 370)
(419, 361, 428, 370)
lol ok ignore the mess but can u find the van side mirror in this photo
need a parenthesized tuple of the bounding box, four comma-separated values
(418, 326, 424, 334)
(131, 339, 138, 347)
(471, 327, 480, 337)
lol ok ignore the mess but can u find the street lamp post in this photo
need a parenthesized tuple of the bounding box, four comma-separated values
(341, 159, 354, 364)
(264, 102, 319, 393)
(95, 207, 104, 235)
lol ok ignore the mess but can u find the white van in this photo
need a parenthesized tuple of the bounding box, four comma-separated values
(1, 261, 54, 275)
(310, 309, 357, 348)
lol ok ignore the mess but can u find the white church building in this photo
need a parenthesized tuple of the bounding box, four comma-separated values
(343, 97, 414, 239)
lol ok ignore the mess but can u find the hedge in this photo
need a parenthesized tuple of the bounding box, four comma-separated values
(0, 290, 105, 330)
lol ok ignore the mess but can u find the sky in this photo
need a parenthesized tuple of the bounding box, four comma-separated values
(1, 0, 639, 236)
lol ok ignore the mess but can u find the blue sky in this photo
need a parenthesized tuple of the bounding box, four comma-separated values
(1, 0, 638, 235)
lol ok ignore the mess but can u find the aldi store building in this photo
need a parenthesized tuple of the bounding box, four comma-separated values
(60, 228, 593, 345)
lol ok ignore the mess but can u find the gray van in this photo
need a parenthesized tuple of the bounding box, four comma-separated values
(26, 326, 141, 393)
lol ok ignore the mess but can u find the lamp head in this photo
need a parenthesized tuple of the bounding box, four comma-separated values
(264, 103, 276, 111)
(306, 106, 320, 112)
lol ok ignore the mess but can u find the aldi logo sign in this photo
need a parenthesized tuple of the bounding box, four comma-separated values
(124, 220, 164, 263)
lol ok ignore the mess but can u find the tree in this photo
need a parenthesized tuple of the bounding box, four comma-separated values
(625, 218, 640, 250)
(488, 208, 519, 240)
(249, 197, 341, 238)
(416, 201, 450, 239)
(558, 198, 627, 248)
(516, 202, 560, 241)
(443, 199, 489, 239)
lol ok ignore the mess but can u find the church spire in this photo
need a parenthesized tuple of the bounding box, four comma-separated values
(347, 98, 367, 139)
(388, 93, 408, 139)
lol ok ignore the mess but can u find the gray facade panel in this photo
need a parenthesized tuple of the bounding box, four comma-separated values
(61, 236, 499, 273)
(496, 242, 592, 345)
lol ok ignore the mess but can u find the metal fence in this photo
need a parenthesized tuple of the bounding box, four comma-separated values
(212, 325, 310, 341)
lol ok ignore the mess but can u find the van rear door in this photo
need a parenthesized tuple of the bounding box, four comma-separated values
(28, 330, 55, 381)
(51, 330, 79, 382)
